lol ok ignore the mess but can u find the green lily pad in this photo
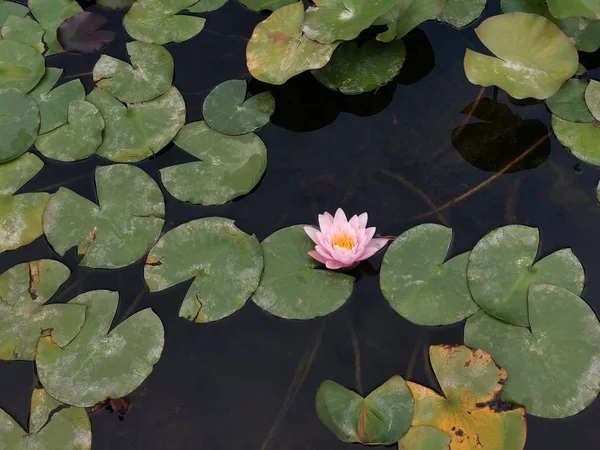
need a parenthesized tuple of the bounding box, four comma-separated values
(144, 217, 263, 323)
(546, 78, 595, 123)
(35, 100, 104, 162)
(36, 290, 165, 407)
(438, 0, 486, 29)
(585, 79, 600, 120)
(252, 225, 354, 319)
(316, 376, 414, 445)
(188, 0, 228, 12)
(0, 153, 49, 254)
(246, 2, 338, 85)
(380, 224, 479, 326)
(0, 388, 91, 449)
(465, 284, 600, 418)
(312, 40, 406, 94)
(547, 0, 600, 20)
(374, 0, 443, 42)
(303, 0, 397, 45)
(97, 0, 135, 8)
(0, 39, 45, 93)
(203, 80, 274, 135)
(123, 0, 206, 44)
(407, 345, 527, 449)
(28, 0, 83, 56)
(163, 121, 267, 206)
(0, 1, 29, 28)
(86, 86, 186, 162)
(0, 88, 40, 162)
(552, 115, 600, 166)
(29, 68, 86, 134)
(43, 164, 165, 269)
(93, 41, 174, 104)
(467, 225, 584, 327)
(1, 15, 45, 53)
(398, 426, 451, 449)
(239, 0, 295, 11)
(0, 260, 86, 361)
(464, 13, 579, 100)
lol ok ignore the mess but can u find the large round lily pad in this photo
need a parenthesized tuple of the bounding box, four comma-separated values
(0, 39, 45, 93)
(465, 284, 600, 418)
(373, 0, 443, 42)
(438, 0, 486, 29)
(144, 217, 263, 323)
(547, 0, 600, 20)
(408, 345, 527, 449)
(546, 78, 595, 123)
(252, 225, 354, 319)
(86, 86, 186, 162)
(36, 290, 165, 407)
(312, 40, 406, 94)
(552, 115, 600, 167)
(316, 376, 414, 445)
(163, 121, 267, 206)
(0, 88, 40, 163)
(467, 225, 584, 327)
(464, 13, 579, 100)
(28, 0, 83, 56)
(246, 2, 339, 85)
(0, 0, 29, 28)
(123, 0, 206, 44)
(398, 426, 451, 449)
(380, 224, 479, 326)
(1, 15, 45, 53)
(203, 79, 275, 135)
(0, 388, 91, 449)
(0, 260, 85, 361)
(93, 41, 174, 104)
(43, 164, 165, 269)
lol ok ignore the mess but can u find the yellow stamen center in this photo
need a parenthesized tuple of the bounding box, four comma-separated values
(331, 233, 356, 250)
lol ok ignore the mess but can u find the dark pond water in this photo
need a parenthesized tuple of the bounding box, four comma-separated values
(1, 0, 600, 448)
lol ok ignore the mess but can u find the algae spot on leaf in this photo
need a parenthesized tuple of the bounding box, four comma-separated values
(0, 88, 40, 163)
(57, 11, 116, 54)
(28, 0, 83, 56)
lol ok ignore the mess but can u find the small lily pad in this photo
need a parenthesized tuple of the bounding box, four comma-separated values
(585, 79, 600, 120)
(0, 39, 45, 93)
(464, 13, 579, 100)
(1, 15, 45, 53)
(438, 0, 486, 28)
(316, 376, 414, 445)
(43, 164, 165, 269)
(0, 88, 40, 163)
(246, 2, 339, 85)
(312, 40, 406, 94)
(93, 41, 174, 104)
(35, 100, 105, 161)
(0, 388, 91, 449)
(203, 80, 274, 135)
(163, 121, 267, 205)
(252, 225, 354, 320)
(374, 0, 443, 42)
(36, 290, 165, 407)
(407, 345, 527, 449)
(380, 224, 479, 326)
(465, 284, 600, 418)
(28, 0, 83, 56)
(86, 86, 186, 162)
(188, 0, 228, 12)
(467, 225, 584, 327)
(0, 1, 29, 28)
(144, 217, 263, 323)
(0, 260, 85, 361)
(547, 0, 600, 20)
(57, 11, 116, 54)
(552, 115, 600, 166)
(546, 78, 595, 123)
(123, 0, 206, 44)
(398, 426, 451, 449)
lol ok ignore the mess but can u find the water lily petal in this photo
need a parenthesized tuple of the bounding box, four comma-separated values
(308, 250, 329, 264)
(326, 259, 347, 270)
(316, 245, 334, 259)
(358, 212, 368, 229)
(349, 214, 360, 230)
(333, 208, 348, 228)
(318, 212, 334, 234)
(304, 226, 321, 245)
(364, 226, 376, 242)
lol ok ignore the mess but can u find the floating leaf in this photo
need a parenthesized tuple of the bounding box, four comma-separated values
(163, 121, 267, 205)
(316, 377, 414, 445)
(465, 284, 600, 418)
(585, 79, 600, 120)
(252, 225, 354, 319)
(467, 225, 584, 327)
(97, 0, 135, 8)
(0, 153, 49, 254)
(203, 80, 274, 135)
(93, 41, 174, 104)
(29, 68, 85, 134)
(246, 2, 338, 85)
(144, 217, 263, 323)
(239, 0, 295, 11)
(123, 0, 206, 44)
(0, 260, 85, 361)
(438, 0, 486, 28)
(547, 0, 600, 20)
(35, 100, 105, 161)
(398, 426, 452, 449)
(28, 0, 83, 56)
(374, 0, 443, 42)
(546, 78, 595, 123)
(0, 0, 29, 28)
(0, 39, 45, 93)
(1, 15, 45, 53)
(312, 40, 405, 94)
(57, 11, 116, 54)
(464, 13, 579, 100)
(0, 388, 91, 449)
(188, 0, 228, 12)
(86, 86, 186, 162)
(552, 115, 600, 166)
(0, 88, 40, 163)
(43, 164, 165, 269)
(380, 224, 479, 326)
(36, 290, 165, 407)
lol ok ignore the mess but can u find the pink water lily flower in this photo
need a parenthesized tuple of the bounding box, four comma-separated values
(304, 209, 389, 270)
